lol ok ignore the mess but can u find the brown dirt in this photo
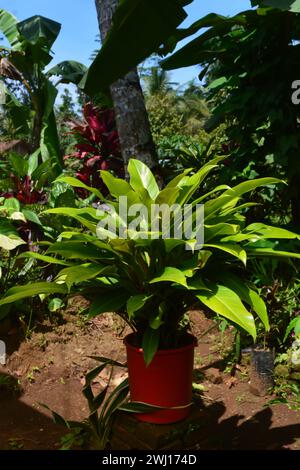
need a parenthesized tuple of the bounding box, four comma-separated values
(0, 302, 299, 450)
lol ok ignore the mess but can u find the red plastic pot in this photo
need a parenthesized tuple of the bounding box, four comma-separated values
(124, 333, 197, 424)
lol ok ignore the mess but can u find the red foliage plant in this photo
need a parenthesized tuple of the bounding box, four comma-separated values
(2, 175, 47, 205)
(64, 103, 124, 198)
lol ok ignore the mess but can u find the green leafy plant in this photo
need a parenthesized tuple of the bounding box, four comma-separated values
(270, 332, 300, 412)
(0, 9, 86, 176)
(82, 0, 300, 225)
(250, 258, 300, 348)
(43, 356, 162, 450)
(0, 195, 63, 325)
(284, 317, 300, 342)
(1, 158, 300, 365)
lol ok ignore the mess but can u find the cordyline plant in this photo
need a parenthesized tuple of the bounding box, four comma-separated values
(1, 158, 300, 364)
(3, 175, 46, 205)
(1, 151, 47, 206)
(64, 103, 124, 198)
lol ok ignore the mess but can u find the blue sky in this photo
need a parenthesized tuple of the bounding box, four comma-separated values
(1, 0, 252, 86)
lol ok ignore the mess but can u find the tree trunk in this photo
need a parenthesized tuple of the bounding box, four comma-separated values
(94, 0, 158, 175)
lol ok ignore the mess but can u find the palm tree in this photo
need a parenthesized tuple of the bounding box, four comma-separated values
(142, 66, 173, 97)
(176, 81, 210, 133)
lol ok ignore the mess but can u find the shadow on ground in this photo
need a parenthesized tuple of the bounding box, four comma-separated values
(2, 373, 299, 451)
(0, 373, 65, 450)
(203, 401, 300, 450)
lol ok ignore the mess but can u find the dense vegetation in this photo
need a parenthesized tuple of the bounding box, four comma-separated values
(1, 0, 300, 449)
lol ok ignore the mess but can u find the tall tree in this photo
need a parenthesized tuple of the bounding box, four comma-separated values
(94, 0, 158, 174)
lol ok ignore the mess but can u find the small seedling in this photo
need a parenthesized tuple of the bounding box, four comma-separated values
(8, 438, 24, 449)
(27, 366, 40, 383)
(235, 393, 247, 403)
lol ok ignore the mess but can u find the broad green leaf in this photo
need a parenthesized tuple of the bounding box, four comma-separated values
(80, 0, 188, 94)
(101, 170, 132, 197)
(45, 207, 98, 232)
(295, 320, 300, 336)
(4, 198, 20, 213)
(221, 233, 261, 243)
(245, 223, 300, 240)
(0, 234, 25, 251)
(54, 176, 104, 200)
(150, 267, 188, 287)
(205, 178, 282, 219)
(46, 206, 98, 221)
(10, 212, 26, 223)
(127, 294, 150, 320)
(128, 159, 159, 200)
(165, 169, 192, 189)
(193, 185, 230, 204)
(187, 276, 211, 291)
(220, 273, 269, 331)
(283, 317, 300, 342)
(89, 291, 129, 317)
(170, 12, 232, 43)
(203, 243, 247, 265)
(163, 238, 188, 253)
(55, 263, 110, 290)
(48, 298, 64, 312)
(177, 157, 225, 205)
(219, 202, 258, 217)
(196, 284, 257, 340)
(39, 110, 62, 174)
(0, 9, 19, 45)
(47, 241, 106, 259)
(204, 223, 240, 242)
(46, 60, 87, 85)
(0, 282, 68, 306)
(149, 303, 165, 329)
(17, 15, 61, 48)
(155, 187, 180, 206)
(247, 248, 300, 259)
(161, 11, 252, 70)
(0, 219, 19, 237)
(28, 149, 40, 176)
(22, 209, 42, 226)
(142, 327, 160, 366)
(9, 153, 28, 178)
(207, 76, 228, 89)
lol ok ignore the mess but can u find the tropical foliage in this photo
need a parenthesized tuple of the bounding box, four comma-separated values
(82, 0, 300, 225)
(0, 9, 86, 177)
(63, 103, 123, 197)
(1, 159, 299, 365)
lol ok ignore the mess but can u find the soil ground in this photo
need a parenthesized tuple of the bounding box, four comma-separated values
(0, 298, 299, 450)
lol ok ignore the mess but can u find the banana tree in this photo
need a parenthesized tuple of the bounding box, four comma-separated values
(80, 0, 300, 225)
(1, 158, 300, 364)
(80, 0, 300, 94)
(0, 9, 87, 176)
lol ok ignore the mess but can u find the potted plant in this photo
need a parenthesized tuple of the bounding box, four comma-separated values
(1, 158, 300, 423)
